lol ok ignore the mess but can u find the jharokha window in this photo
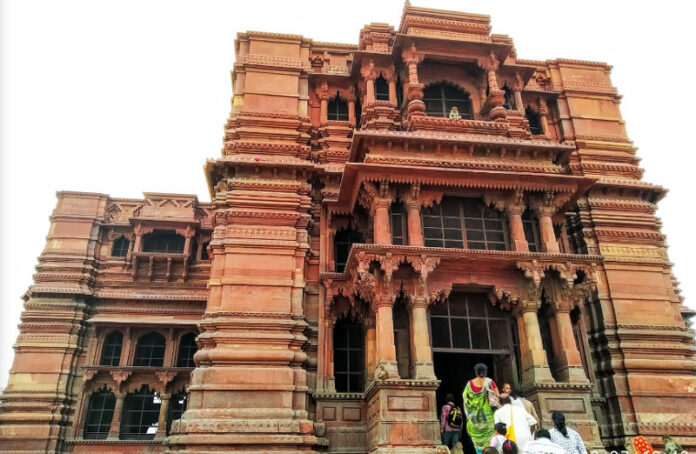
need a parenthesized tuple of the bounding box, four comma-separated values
(142, 231, 185, 254)
(423, 83, 473, 119)
(375, 75, 390, 101)
(100, 331, 123, 366)
(120, 385, 160, 440)
(525, 106, 543, 135)
(83, 386, 115, 439)
(334, 228, 363, 273)
(333, 319, 365, 393)
(111, 236, 130, 257)
(133, 332, 166, 367)
(421, 197, 508, 250)
(328, 95, 349, 121)
(176, 332, 198, 368)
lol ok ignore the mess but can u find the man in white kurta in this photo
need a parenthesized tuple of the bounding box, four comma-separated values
(493, 394, 537, 451)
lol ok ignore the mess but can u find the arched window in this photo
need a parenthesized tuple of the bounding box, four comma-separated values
(423, 83, 473, 119)
(83, 386, 115, 439)
(525, 106, 543, 135)
(333, 319, 364, 392)
(200, 241, 210, 261)
(176, 333, 197, 368)
(334, 228, 363, 273)
(375, 75, 389, 101)
(390, 202, 408, 245)
(100, 331, 123, 366)
(328, 95, 349, 121)
(120, 385, 160, 440)
(522, 210, 541, 253)
(421, 197, 508, 250)
(166, 389, 187, 435)
(112, 236, 130, 257)
(142, 231, 185, 254)
(133, 332, 166, 367)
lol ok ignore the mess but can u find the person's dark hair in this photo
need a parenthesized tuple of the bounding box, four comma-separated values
(483, 448, 499, 454)
(474, 363, 488, 377)
(502, 439, 519, 454)
(536, 429, 551, 440)
(552, 411, 568, 437)
(445, 393, 455, 402)
(494, 422, 507, 435)
(513, 386, 524, 398)
(499, 394, 511, 405)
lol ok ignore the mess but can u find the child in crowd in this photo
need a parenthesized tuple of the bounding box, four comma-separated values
(490, 422, 508, 453)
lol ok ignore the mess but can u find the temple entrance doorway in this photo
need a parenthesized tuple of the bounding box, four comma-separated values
(429, 292, 520, 454)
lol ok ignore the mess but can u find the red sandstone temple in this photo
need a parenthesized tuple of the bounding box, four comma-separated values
(1, 5, 694, 454)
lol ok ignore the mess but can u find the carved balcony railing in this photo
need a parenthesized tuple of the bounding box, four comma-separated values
(131, 252, 190, 282)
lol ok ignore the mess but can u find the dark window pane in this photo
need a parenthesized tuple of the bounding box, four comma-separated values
(422, 216, 442, 228)
(349, 374, 363, 393)
(465, 218, 483, 230)
(425, 238, 444, 248)
(84, 390, 115, 439)
(444, 229, 462, 240)
(334, 228, 362, 273)
(100, 331, 123, 366)
(468, 241, 486, 250)
(451, 318, 471, 349)
(484, 220, 503, 231)
(448, 299, 468, 317)
(334, 349, 347, 372)
(120, 387, 161, 440)
(177, 333, 197, 368)
(112, 237, 130, 257)
(335, 374, 348, 392)
(133, 332, 166, 367)
(375, 76, 389, 101)
(486, 231, 505, 243)
(167, 393, 187, 435)
(443, 217, 461, 229)
(490, 322, 509, 350)
(430, 317, 451, 348)
(466, 230, 485, 241)
(467, 297, 487, 318)
(470, 320, 490, 350)
(328, 97, 349, 121)
(430, 303, 448, 316)
(444, 240, 464, 249)
(349, 350, 363, 370)
(489, 242, 507, 251)
(142, 231, 185, 254)
(333, 320, 364, 393)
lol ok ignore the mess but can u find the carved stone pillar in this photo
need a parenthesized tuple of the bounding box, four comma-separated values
(506, 205, 529, 252)
(374, 297, 398, 378)
(551, 298, 588, 382)
(362, 63, 377, 106)
(514, 301, 554, 385)
(514, 72, 525, 114)
(388, 78, 397, 106)
(348, 96, 356, 126)
(318, 81, 329, 124)
(365, 315, 377, 383)
(373, 198, 391, 245)
(538, 98, 550, 137)
(156, 393, 171, 437)
(326, 318, 336, 392)
(538, 210, 559, 253)
(408, 297, 434, 379)
(401, 44, 425, 117)
(403, 184, 424, 247)
(109, 391, 126, 438)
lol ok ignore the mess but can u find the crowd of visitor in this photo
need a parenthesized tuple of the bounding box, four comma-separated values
(439, 362, 590, 454)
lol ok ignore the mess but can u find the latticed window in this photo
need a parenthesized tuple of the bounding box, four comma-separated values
(525, 106, 543, 135)
(390, 202, 408, 245)
(423, 83, 473, 119)
(334, 228, 363, 273)
(112, 236, 130, 257)
(328, 96, 349, 121)
(375, 75, 389, 101)
(120, 385, 160, 440)
(429, 293, 514, 352)
(100, 331, 123, 366)
(421, 197, 508, 250)
(522, 210, 541, 252)
(142, 231, 185, 253)
(176, 332, 197, 368)
(166, 391, 187, 435)
(133, 332, 166, 367)
(334, 320, 364, 392)
(83, 387, 115, 439)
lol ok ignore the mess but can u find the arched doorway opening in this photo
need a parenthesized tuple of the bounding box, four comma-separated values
(430, 291, 520, 452)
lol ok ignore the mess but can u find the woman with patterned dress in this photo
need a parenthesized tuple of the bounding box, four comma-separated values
(463, 363, 499, 454)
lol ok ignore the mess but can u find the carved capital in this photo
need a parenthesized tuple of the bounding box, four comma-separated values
(110, 370, 132, 387)
(513, 299, 542, 317)
(401, 43, 424, 66)
(316, 81, 330, 101)
(156, 370, 178, 388)
(82, 369, 98, 385)
(361, 61, 377, 81)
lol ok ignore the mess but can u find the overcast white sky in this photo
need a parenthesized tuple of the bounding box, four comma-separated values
(1, 0, 695, 389)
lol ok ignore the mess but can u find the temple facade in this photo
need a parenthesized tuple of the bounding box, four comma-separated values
(1, 5, 694, 454)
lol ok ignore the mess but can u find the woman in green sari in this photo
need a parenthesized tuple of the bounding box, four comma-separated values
(463, 363, 499, 454)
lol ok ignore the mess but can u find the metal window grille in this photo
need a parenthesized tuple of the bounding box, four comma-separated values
(120, 386, 160, 440)
(334, 228, 362, 273)
(112, 236, 130, 257)
(334, 320, 365, 393)
(423, 84, 473, 119)
(176, 333, 197, 368)
(83, 388, 115, 439)
(328, 97, 349, 121)
(133, 332, 166, 367)
(390, 203, 408, 245)
(522, 210, 541, 252)
(100, 331, 123, 366)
